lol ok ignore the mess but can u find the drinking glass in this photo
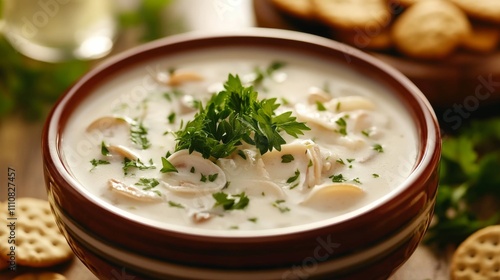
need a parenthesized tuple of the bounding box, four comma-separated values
(1, 0, 117, 62)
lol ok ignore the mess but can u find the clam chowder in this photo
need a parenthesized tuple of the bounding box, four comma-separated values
(62, 49, 418, 231)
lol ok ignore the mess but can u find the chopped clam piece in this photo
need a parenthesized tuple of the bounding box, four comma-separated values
(307, 87, 332, 104)
(167, 71, 203, 86)
(324, 96, 375, 112)
(107, 145, 139, 160)
(189, 210, 212, 223)
(239, 180, 286, 199)
(261, 140, 329, 188)
(86, 116, 131, 132)
(108, 179, 162, 202)
(301, 183, 365, 210)
(162, 150, 227, 193)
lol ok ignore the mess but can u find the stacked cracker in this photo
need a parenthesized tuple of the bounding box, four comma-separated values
(0, 198, 72, 280)
(270, 0, 500, 60)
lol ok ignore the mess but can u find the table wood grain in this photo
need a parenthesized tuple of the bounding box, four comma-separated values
(0, 1, 455, 279)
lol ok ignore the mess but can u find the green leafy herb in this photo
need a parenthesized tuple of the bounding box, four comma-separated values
(316, 101, 327, 111)
(281, 154, 294, 163)
(213, 191, 249, 211)
(160, 157, 178, 173)
(362, 129, 371, 137)
(167, 112, 176, 124)
(101, 141, 110, 156)
(90, 159, 110, 170)
(352, 177, 362, 184)
(123, 158, 155, 175)
(330, 173, 346, 183)
(208, 173, 219, 182)
(168, 201, 185, 209)
(286, 169, 300, 184)
(272, 199, 290, 213)
(335, 117, 347, 136)
(248, 217, 258, 223)
(130, 121, 151, 149)
(174, 74, 310, 159)
(135, 178, 160, 190)
(372, 173, 380, 178)
(426, 118, 500, 246)
(373, 144, 384, 153)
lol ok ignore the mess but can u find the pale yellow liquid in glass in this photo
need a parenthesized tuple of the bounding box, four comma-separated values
(2, 0, 116, 62)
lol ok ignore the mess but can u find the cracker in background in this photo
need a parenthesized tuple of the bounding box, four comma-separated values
(462, 24, 500, 53)
(0, 198, 73, 268)
(450, 225, 500, 280)
(312, 0, 391, 30)
(270, 0, 314, 19)
(391, 0, 471, 59)
(335, 27, 393, 51)
(449, 0, 500, 24)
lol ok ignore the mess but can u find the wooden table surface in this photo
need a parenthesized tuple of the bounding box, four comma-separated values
(0, 1, 459, 279)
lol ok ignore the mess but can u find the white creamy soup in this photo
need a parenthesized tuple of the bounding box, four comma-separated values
(62, 48, 418, 231)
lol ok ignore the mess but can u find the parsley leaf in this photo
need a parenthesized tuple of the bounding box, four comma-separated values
(213, 191, 249, 211)
(174, 74, 310, 159)
(130, 121, 151, 149)
(135, 178, 160, 190)
(90, 159, 110, 171)
(160, 157, 178, 173)
(123, 158, 155, 175)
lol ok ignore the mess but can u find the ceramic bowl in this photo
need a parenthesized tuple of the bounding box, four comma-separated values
(42, 29, 441, 280)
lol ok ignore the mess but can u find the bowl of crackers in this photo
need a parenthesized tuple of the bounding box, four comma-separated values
(255, 0, 500, 110)
(42, 29, 441, 279)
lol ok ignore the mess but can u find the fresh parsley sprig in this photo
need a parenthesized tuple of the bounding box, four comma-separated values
(174, 74, 310, 159)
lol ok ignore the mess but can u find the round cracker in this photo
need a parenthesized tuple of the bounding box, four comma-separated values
(0, 198, 73, 268)
(270, 0, 314, 19)
(462, 24, 500, 53)
(391, 0, 471, 59)
(12, 272, 67, 280)
(449, 0, 500, 24)
(451, 225, 500, 280)
(312, 0, 391, 30)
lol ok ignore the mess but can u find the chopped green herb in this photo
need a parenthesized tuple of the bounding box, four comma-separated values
(229, 226, 239, 230)
(160, 157, 178, 173)
(237, 150, 247, 160)
(213, 191, 249, 211)
(330, 173, 347, 183)
(286, 169, 300, 184)
(372, 173, 380, 178)
(272, 200, 290, 213)
(123, 158, 155, 175)
(130, 121, 151, 149)
(190, 166, 195, 173)
(135, 178, 160, 190)
(373, 144, 384, 153)
(90, 159, 110, 170)
(335, 117, 347, 136)
(316, 101, 327, 111)
(101, 141, 110, 156)
(281, 154, 294, 163)
(174, 74, 310, 159)
(248, 217, 258, 223)
(168, 201, 185, 209)
(362, 129, 371, 137)
(336, 158, 345, 165)
(347, 158, 355, 163)
(308, 159, 313, 167)
(167, 112, 176, 124)
(208, 173, 219, 182)
(200, 173, 207, 182)
(352, 177, 362, 184)
(336, 102, 341, 111)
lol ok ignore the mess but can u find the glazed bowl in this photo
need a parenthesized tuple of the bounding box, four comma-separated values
(42, 29, 441, 280)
